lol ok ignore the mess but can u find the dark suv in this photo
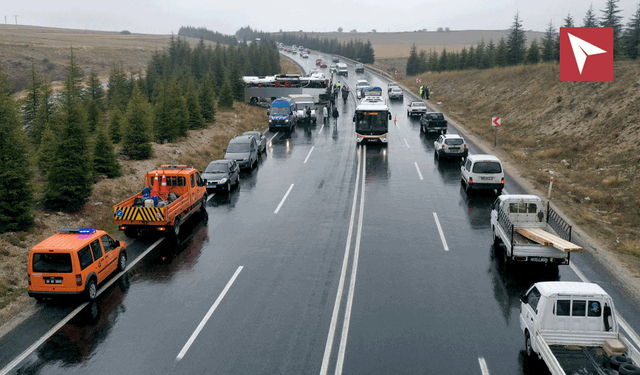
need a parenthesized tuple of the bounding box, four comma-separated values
(224, 135, 259, 170)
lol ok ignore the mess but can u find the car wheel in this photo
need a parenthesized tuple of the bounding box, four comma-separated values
(420, 125, 424, 133)
(436, 151, 440, 161)
(173, 218, 181, 238)
(525, 332, 535, 360)
(465, 180, 471, 194)
(86, 278, 97, 301)
(199, 194, 208, 214)
(117, 251, 127, 271)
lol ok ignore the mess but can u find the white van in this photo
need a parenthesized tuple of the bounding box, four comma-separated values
(461, 154, 504, 194)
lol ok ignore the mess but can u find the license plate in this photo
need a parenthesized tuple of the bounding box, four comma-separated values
(45, 278, 62, 284)
(449, 148, 460, 151)
(481, 177, 493, 180)
(529, 257, 547, 263)
(211, 185, 217, 189)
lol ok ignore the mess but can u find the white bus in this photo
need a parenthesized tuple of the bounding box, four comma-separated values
(243, 75, 330, 105)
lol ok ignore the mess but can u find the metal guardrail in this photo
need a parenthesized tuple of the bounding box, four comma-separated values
(547, 202, 572, 242)
(497, 208, 515, 250)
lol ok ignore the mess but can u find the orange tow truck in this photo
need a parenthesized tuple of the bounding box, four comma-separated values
(113, 165, 207, 237)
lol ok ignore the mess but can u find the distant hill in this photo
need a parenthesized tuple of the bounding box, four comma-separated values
(274, 30, 546, 58)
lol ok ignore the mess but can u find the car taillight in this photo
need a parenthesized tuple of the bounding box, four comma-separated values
(469, 177, 473, 184)
(501, 177, 505, 184)
(464, 144, 467, 149)
(119, 225, 127, 231)
(442, 145, 445, 150)
(28, 273, 31, 286)
(76, 274, 82, 286)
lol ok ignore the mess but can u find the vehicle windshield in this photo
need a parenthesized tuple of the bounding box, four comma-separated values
(426, 113, 444, 120)
(32, 253, 73, 273)
(391, 89, 402, 93)
(296, 103, 314, 110)
(226, 143, 250, 153)
(445, 138, 464, 145)
(355, 111, 389, 132)
(270, 106, 290, 115)
(205, 163, 228, 173)
(473, 162, 502, 174)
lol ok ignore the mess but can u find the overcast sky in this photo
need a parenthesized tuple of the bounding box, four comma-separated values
(3, 0, 639, 35)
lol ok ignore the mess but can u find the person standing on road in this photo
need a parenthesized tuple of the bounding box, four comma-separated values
(331, 106, 339, 126)
(305, 106, 311, 122)
(426, 86, 431, 100)
(323, 105, 329, 125)
(420, 85, 424, 99)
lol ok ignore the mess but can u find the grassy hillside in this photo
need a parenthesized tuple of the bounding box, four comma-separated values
(399, 62, 640, 263)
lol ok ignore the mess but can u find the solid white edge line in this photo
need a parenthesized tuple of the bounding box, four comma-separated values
(0, 237, 165, 375)
(274, 184, 294, 214)
(319, 148, 362, 375)
(570, 262, 640, 348)
(207, 193, 216, 202)
(403, 138, 410, 149)
(177, 266, 243, 361)
(268, 132, 280, 144)
(433, 212, 450, 251)
(304, 146, 315, 164)
(335, 145, 367, 375)
(478, 357, 490, 375)
(318, 124, 325, 135)
(414, 162, 424, 180)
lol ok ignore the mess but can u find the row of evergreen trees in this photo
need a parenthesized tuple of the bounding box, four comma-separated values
(177, 26, 239, 45)
(277, 33, 376, 64)
(407, 0, 640, 74)
(0, 35, 280, 233)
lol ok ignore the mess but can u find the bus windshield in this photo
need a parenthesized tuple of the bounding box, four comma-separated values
(355, 111, 389, 132)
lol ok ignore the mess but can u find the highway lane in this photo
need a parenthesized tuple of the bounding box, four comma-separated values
(2, 49, 640, 375)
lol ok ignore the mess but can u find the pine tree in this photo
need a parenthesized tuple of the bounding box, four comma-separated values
(44, 50, 93, 212)
(0, 68, 34, 232)
(601, 0, 624, 57)
(361, 40, 375, 64)
(92, 126, 121, 178)
(85, 70, 105, 111)
(33, 80, 56, 146)
(583, 4, 598, 27)
(624, 4, 640, 59)
(229, 64, 244, 101)
(85, 98, 102, 132)
(218, 81, 234, 109)
(37, 124, 57, 176)
(496, 37, 508, 67)
(122, 84, 153, 160)
(107, 63, 129, 111)
(507, 12, 527, 65)
(406, 44, 421, 75)
(21, 63, 41, 139)
(541, 21, 558, 62)
(439, 47, 449, 71)
(186, 85, 205, 129)
(153, 79, 188, 142)
(109, 106, 124, 143)
(526, 40, 541, 64)
(563, 13, 575, 28)
(199, 73, 216, 123)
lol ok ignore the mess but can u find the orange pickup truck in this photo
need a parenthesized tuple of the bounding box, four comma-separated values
(113, 165, 208, 237)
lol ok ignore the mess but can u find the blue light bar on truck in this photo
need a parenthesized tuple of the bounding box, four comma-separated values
(58, 228, 96, 234)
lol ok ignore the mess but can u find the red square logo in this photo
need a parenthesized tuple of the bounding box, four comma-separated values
(560, 27, 613, 81)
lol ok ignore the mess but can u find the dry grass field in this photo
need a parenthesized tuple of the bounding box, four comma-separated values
(398, 62, 640, 275)
(0, 25, 213, 92)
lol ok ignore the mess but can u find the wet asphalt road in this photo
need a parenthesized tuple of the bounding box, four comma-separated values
(1, 51, 640, 375)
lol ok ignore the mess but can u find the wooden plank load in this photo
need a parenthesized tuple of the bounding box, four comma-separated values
(515, 228, 584, 253)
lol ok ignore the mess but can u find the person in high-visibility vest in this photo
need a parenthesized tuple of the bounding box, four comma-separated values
(420, 85, 424, 99)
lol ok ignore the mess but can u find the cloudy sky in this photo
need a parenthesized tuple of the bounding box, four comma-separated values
(3, 0, 638, 35)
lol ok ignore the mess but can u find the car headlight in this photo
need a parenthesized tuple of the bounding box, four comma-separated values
(243, 158, 247, 161)
(219, 178, 228, 184)
(269, 119, 272, 123)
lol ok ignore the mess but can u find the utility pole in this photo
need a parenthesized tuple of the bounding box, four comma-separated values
(4, 16, 7, 24)
(15, 15, 17, 25)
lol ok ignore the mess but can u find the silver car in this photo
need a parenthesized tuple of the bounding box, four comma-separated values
(242, 131, 267, 154)
(224, 135, 258, 170)
(389, 88, 404, 100)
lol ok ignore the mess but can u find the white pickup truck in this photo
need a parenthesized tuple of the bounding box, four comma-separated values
(491, 195, 583, 269)
(521, 281, 640, 375)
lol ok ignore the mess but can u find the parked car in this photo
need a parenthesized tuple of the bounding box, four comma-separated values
(355, 63, 365, 73)
(320, 62, 328, 68)
(407, 101, 427, 117)
(301, 52, 309, 58)
(461, 154, 504, 194)
(388, 87, 404, 100)
(433, 134, 468, 161)
(420, 112, 448, 134)
(202, 159, 240, 192)
(28, 228, 127, 301)
(224, 135, 259, 170)
(332, 57, 339, 63)
(243, 131, 267, 154)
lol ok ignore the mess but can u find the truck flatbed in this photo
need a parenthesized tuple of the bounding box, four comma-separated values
(550, 345, 615, 375)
